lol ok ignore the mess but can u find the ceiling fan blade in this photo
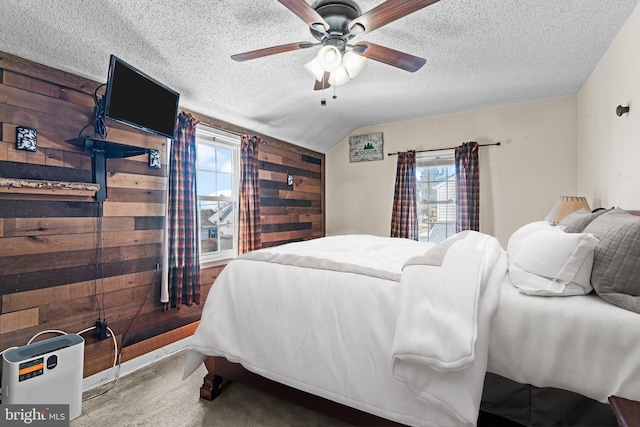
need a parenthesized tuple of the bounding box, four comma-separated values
(231, 41, 316, 62)
(353, 42, 426, 72)
(278, 0, 330, 32)
(314, 72, 331, 90)
(349, 0, 440, 35)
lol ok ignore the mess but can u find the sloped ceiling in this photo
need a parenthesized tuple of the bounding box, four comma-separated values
(0, 0, 638, 153)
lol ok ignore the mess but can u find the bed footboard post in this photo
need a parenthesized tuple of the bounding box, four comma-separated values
(200, 373, 224, 400)
(200, 356, 223, 400)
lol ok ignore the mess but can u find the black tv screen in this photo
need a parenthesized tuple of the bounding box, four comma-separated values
(104, 55, 180, 139)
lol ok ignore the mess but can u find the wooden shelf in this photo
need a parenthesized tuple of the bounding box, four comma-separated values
(0, 178, 100, 198)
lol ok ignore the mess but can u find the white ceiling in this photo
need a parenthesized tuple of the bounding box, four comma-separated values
(0, 0, 638, 153)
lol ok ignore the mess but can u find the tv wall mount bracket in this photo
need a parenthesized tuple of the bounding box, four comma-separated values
(66, 91, 147, 202)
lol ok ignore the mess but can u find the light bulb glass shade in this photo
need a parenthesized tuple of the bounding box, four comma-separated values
(317, 45, 342, 72)
(343, 51, 366, 78)
(304, 58, 325, 81)
(328, 66, 350, 86)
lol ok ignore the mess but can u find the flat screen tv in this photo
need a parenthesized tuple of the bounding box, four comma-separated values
(104, 55, 180, 139)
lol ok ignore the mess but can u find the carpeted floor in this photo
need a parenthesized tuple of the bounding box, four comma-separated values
(71, 349, 520, 427)
(71, 349, 347, 427)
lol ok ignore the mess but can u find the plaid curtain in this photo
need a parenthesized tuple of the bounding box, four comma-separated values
(166, 112, 200, 309)
(239, 135, 262, 254)
(455, 141, 480, 232)
(390, 150, 418, 240)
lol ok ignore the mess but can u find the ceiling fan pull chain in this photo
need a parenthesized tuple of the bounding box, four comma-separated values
(321, 77, 327, 106)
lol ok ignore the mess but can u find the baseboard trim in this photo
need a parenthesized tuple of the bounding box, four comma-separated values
(82, 336, 192, 392)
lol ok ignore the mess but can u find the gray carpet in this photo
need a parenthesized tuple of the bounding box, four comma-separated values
(71, 349, 347, 427)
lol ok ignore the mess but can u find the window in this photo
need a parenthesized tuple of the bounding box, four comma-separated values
(416, 151, 457, 243)
(196, 125, 240, 263)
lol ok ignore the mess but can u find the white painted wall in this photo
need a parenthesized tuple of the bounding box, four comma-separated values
(578, 4, 640, 208)
(326, 2, 640, 246)
(326, 96, 579, 247)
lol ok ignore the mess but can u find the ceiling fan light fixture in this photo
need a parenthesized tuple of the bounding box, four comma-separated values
(342, 51, 366, 78)
(317, 45, 342, 72)
(304, 57, 326, 81)
(328, 65, 350, 86)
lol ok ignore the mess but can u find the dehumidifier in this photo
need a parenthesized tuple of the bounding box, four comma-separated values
(2, 334, 84, 420)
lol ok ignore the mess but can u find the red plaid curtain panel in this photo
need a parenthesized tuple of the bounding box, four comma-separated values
(455, 141, 480, 232)
(390, 150, 419, 240)
(239, 135, 262, 254)
(167, 112, 201, 308)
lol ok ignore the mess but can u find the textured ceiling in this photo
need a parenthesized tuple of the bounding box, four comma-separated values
(0, 0, 638, 153)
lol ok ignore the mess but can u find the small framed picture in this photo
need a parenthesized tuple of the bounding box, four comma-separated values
(149, 149, 161, 168)
(349, 132, 384, 162)
(16, 126, 37, 152)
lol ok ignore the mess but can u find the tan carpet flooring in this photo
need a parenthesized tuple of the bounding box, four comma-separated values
(71, 349, 347, 427)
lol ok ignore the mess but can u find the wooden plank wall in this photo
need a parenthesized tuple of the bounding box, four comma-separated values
(0, 51, 325, 378)
(259, 140, 324, 246)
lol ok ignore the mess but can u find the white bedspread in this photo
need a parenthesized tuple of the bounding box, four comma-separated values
(488, 276, 640, 403)
(184, 233, 507, 427)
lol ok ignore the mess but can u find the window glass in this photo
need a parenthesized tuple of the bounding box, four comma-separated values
(217, 147, 233, 173)
(216, 172, 232, 197)
(416, 151, 456, 243)
(198, 144, 216, 170)
(195, 125, 240, 262)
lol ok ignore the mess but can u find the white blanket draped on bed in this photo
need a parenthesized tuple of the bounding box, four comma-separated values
(392, 231, 507, 424)
(184, 232, 507, 427)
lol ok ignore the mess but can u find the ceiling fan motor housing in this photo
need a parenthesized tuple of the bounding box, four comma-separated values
(311, 0, 362, 47)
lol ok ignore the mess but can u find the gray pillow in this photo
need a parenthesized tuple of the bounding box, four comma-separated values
(561, 208, 611, 233)
(583, 208, 640, 313)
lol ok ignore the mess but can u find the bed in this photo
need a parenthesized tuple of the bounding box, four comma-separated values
(183, 208, 640, 426)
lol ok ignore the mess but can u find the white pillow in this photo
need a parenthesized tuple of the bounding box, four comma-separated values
(507, 226, 599, 296)
(507, 221, 552, 254)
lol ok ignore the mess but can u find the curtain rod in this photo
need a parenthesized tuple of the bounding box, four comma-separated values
(195, 121, 270, 144)
(183, 111, 260, 140)
(196, 122, 243, 137)
(203, 125, 269, 144)
(387, 142, 501, 156)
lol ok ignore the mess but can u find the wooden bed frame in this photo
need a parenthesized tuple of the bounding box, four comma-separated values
(200, 356, 626, 426)
(198, 210, 640, 426)
(200, 355, 406, 426)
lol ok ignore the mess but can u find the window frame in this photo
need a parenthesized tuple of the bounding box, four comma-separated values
(415, 150, 457, 243)
(195, 124, 240, 266)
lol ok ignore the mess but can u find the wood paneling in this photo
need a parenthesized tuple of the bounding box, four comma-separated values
(0, 308, 38, 333)
(0, 51, 324, 379)
(258, 143, 324, 246)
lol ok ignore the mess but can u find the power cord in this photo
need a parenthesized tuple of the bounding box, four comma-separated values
(93, 200, 107, 335)
(82, 263, 161, 401)
(1, 264, 160, 402)
(77, 83, 108, 139)
(120, 264, 160, 351)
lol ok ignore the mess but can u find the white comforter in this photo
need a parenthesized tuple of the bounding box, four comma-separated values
(488, 276, 640, 404)
(184, 232, 507, 427)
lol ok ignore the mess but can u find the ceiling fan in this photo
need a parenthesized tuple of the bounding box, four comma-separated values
(231, 0, 441, 90)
